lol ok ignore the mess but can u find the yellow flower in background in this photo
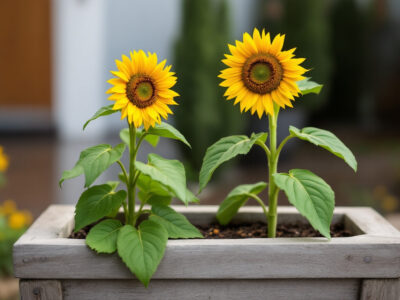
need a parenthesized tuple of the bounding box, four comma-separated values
(0, 200, 16, 215)
(8, 212, 28, 229)
(0, 146, 9, 172)
(107, 50, 179, 130)
(219, 28, 307, 118)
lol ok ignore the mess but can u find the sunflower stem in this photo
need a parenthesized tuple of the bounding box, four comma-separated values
(127, 122, 137, 226)
(267, 107, 280, 238)
(117, 160, 129, 223)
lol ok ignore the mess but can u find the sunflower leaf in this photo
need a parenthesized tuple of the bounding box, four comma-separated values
(117, 221, 168, 287)
(60, 143, 126, 187)
(273, 169, 334, 239)
(74, 182, 127, 231)
(149, 205, 203, 238)
(83, 105, 118, 130)
(86, 219, 122, 253)
(289, 126, 357, 172)
(137, 173, 198, 206)
(137, 174, 172, 206)
(217, 182, 268, 225)
(120, 128, 160, 148)
(135, 154, 187, 203)
(146, 122, 191, 148)
(296, 78, 323, 95)
(199, 133, 267, 192)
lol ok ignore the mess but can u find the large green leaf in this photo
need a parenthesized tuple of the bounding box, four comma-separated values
(137, 174, 197, 206)
(86, 219, 122, 253)
(217, 182, 268, 225)
(289, 126, 357, 172)
(137, 174, 172, 206)
(59, 165, 83, 186)
(83, 105, 118, 130)
(296, 78, 323, 95)
(117, 221, 168, 287)
(59, 143, 126, 187)
(135, 154, 186, 202)
(143, 194, 172, 206)
(273, 169, 334, 239)
(136, 174, 171, 197)
(199, 133, 267, 192)
(150, 205, 203, 238)
(185, 188, 200, 204)
(74, 183, 126, 231)
(146, 122, 191, 148)
(120, 128, 160, 148)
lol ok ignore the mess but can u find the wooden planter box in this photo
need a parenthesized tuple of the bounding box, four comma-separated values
(14, 205, 400, 300)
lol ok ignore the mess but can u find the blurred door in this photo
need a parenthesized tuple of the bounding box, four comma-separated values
(0, 0, 51, 110)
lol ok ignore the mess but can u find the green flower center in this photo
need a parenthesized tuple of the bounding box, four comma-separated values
(136, 82, 153, 102)
(126, 75, 156, 108)
(242, 54, 283, 94)
(250, 63, 271, 84)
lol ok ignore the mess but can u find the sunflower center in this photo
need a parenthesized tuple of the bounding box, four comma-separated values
(242, 54, 283, 94)
(126, 75, 156, 108)
(250, 63, 271, 84)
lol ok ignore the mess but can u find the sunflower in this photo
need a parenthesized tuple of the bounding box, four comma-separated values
(107, 50, 179, 130)
(219, 28, 307, 118)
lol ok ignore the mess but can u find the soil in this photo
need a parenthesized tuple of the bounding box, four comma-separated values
(69, 221, 353, 239)
(197, 222, 353, 239)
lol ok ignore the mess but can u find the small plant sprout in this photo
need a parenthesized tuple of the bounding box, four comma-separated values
(60, 51, 202, 287)
(199, 28, 357, 239)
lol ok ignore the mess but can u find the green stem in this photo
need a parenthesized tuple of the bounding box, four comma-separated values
(116, 160, 129, 222)
(256, 140, 271, 160)
(246, 193, 268, 222)
(117, 160, 129, 185)
(127, 122, 137, 225)
(267, 108, 280, 238)
(133, 198, 147, 226)
(122, 201, 128, 223)
(276, 135, 293, 161)
(133, 133, 147, 160)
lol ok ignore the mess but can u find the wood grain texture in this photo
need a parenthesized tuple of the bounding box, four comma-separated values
(20, 280, 62, 300)
(62, 279, 360, 300)
(13, 205, 400, 280)
(360, 279, 400, 300)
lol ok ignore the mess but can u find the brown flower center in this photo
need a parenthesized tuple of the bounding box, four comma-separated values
(242, 54, 283, 94)
(126, 75, 156, 108)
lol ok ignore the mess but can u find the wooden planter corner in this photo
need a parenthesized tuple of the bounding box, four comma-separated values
(13, 205, 400, 300)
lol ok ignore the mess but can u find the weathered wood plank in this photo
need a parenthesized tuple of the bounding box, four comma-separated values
(13, 238, 400, 279)
(62, 279, 360, 300)
(360, 279, 400, 300)
(344, 207, 400, 237)
(14, 205, 74, 243)
(13, 205, 400, 280)
(20, 280, 62, 300)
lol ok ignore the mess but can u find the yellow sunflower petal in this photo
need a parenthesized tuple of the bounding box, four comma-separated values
(110, 71, 129, 82)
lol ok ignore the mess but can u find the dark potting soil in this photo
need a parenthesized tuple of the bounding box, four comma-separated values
(197, 222, 353, 239)
(69, 221, 353, 239)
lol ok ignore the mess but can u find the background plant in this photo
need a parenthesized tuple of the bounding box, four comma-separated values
(199, 29, 357, 239)
(60, 52, 202, 287)
(257, 0, 331, 112)
(0, 198, 32, 276)
(174, 0, 243, 177)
